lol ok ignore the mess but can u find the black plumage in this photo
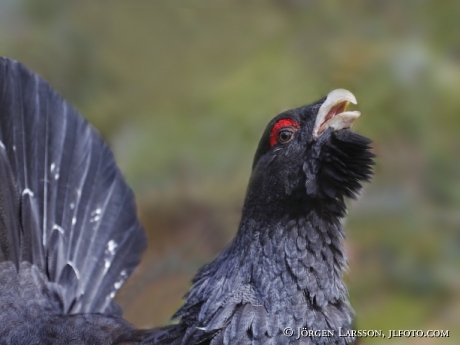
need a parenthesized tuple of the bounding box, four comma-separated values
(145, 90, 374, 344)
(0, 57, 374, 345)
(0, 58, 147, 344)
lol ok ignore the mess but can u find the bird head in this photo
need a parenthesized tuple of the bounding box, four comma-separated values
(248, 89, 374, 222)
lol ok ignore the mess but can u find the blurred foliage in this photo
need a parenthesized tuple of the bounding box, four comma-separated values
(1, 0, 460, 343)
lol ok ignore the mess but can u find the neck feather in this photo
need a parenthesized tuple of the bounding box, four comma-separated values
(174, 205, 354, 341)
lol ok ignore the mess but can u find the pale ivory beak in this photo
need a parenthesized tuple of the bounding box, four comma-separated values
(313, 89, 361, 138)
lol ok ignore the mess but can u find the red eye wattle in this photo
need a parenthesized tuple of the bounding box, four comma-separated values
(269, 119, 300, 147)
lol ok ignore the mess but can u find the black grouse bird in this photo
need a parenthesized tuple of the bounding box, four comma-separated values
(145, 89, 374, 344)
(0, 57, 374, 345)
(0, 58, 147, 344)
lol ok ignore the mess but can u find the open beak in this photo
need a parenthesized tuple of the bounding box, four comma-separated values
(313, 89, 361, 138)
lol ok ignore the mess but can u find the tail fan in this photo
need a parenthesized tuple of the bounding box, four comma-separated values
(0, 57, 146, 315)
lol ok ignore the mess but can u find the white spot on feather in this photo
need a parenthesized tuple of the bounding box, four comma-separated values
(22, 188, 34, 197)
(12, 145, 16, 151)
(72, 217, 76, 225)
(113, 270, 128, 290)
(52, 224, 64, 234)
(91, 208, 102, 215)
(89, 215, 100, 223)
(70, 202, 75, 210)
(110, 291, 116, 299)
(90, 208, 102, 223)
(107, 240, 118, 255)
(103, 241, 118, 274)
(50, 164, 60, 180)
(0, 141, 5, 149)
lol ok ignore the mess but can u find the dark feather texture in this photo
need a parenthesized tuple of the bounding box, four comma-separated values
(0, 57, 147, 344)
(144, 93, 374, 344)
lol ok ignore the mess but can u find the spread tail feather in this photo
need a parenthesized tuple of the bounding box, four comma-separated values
(0, 57, 147, 315)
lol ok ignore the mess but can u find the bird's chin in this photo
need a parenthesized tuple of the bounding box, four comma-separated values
(323, 128, 374, 192)
(303, 126, 374, 221)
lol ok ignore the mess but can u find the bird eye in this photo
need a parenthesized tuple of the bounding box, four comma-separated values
(269, 119, 299, 147)
(277, 129, 294, 144)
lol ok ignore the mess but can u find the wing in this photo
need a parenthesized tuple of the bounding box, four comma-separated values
(0, 57, 147, 315)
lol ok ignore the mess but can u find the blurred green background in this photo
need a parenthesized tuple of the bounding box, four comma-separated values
(1, 1, 459, 344)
